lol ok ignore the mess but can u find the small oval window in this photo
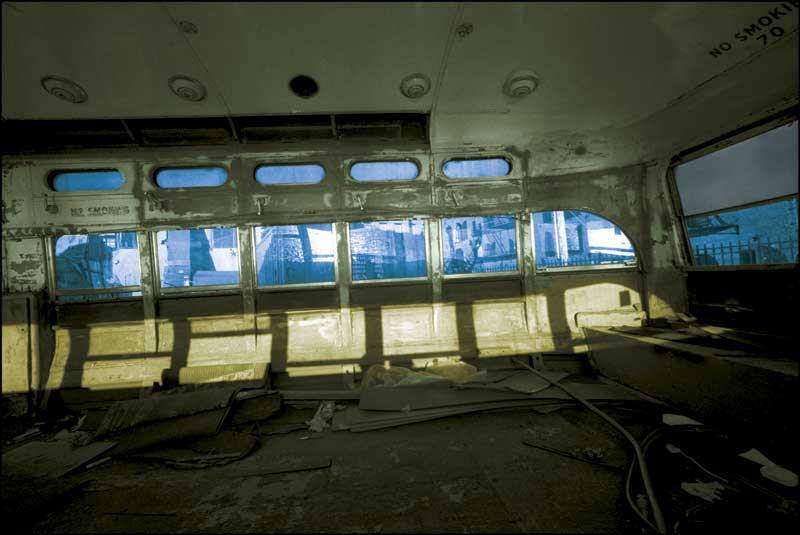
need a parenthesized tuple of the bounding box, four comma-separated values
(443, 158, 510, 179)
(350, 161, 419, 182)
(155, 167, 228, 188)
(255, 164, 325, 185)
(49, 170, 125, 192)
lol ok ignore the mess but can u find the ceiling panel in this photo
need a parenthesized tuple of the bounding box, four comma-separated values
(161, 2, 457, 115)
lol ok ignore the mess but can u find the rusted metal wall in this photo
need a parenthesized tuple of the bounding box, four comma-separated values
(2, 142, 685, 389)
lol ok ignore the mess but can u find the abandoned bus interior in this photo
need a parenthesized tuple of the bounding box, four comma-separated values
(1, 2, 798, 533)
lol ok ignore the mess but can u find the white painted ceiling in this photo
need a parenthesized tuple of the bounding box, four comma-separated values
(3, 2, 798, 172)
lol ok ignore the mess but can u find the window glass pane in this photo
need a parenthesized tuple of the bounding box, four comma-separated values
(349, 220, 427, 280)
(674, 121, 798, 216)
(350, 161, 419, 182)
(255, 164, 325, 185)
(254, 224, 335, 286)
(58, 292, 142, 302)
(442, 216, 517, 275)
(532, 211, 636, 269)
(156, 228, 240, 288)
(687, 197, 798, 266)
(50, 170, 125, 192)
(155, 167, 228, 188)
(443, 158, 510, 178)
(55, 232, 141, 298)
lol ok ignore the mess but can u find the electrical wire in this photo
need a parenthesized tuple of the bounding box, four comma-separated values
(511, 358, 668, 534)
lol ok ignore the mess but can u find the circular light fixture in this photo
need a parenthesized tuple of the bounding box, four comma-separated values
(168, 75, 207, 102)
(289, 75, 319, 99)
(178, 20, 198, 34)
(400, 73, 431, 99)
(40, 76, 88, 104)
(503, 69, 539, 98)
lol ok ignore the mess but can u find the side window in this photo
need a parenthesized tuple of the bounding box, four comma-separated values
(442, 158, 511, 178)
(155, 167, 228, 188)
(532, 211, 636, 269)
(54, 232, 141, 301)
(674, 121, 798, 266)
(441, 216, 518, 275)
(156, 227, 240, 289)
(49, 170, 125, 192)
(255, 164, 325, 185)
(349, 220, 427, 280)
(254, 224, 336, 286)
(349, 161, 419, 182)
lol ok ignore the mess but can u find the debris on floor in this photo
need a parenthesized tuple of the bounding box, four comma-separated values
(681, 480, 726, 502)
(2, 439, 117, 479)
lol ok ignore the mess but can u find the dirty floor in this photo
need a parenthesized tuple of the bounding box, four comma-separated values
(6, 403, 659, 534)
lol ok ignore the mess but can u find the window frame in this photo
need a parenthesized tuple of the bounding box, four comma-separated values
(48, 230, 144, 303)
(152, 164, 230, 190)
(153, 226, 243, 296)
(439, 214, 522, 280)
(529, 210, 639, 273)
(441, 156, 512, 180)
(46, 168, 126, 193)
(346, 218, 430, 284)
(254, 162, 327, 187)
(347, 158, 422, 184)
(250, 223, 339, 291)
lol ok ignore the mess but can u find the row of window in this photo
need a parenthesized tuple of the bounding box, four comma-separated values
(48, 158, 512, 192)
(53, 211, 638, 301)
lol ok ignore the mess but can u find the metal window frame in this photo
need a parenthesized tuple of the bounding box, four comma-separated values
(346, 218, 431, 284)
(441, 155, 513, 180)
(347, 158, 423, 183)
(46, 168, 125, 193)
(251, 223, 339, 291)
(254, 162, 327, 186)
(152, 164, 231, 190)
(439, 214, 522, 280)
(154, 225, 243, 296)
(529, 210, 639, 274)
(49, 230, 144, 302)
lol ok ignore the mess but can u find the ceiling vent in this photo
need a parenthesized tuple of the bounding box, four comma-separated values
(168, 75, 207, 102)
(400, 73, 431, 99)
(41, 76, 88, 104)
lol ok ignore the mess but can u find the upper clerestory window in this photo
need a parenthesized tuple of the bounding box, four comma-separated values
(255, 164, 325, 185)
(155, 167, 228, 188)
(48, 170, 125, 192)
(443, 158, 511, 179)
(350, 161, 419, 182)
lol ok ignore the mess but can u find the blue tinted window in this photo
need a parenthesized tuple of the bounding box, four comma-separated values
(532, 211, 636, 269)
(687, 198, 798, 266)
(442, 216, 518, 275)
(50, 170, 124, 192)
(255, 164, 325, 185)
(155, 167, 227, 188)
(254, 224, 335, 286)
(349, 220, 427, 280)
(156, 228, 239, 288)
(58, 292, 143, 302)
(350, 161, 419, 182)
(443, 158, 510, 178)
(55, 232, 141, 299)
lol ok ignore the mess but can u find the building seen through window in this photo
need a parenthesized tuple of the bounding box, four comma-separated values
(156, 228, 239, 288)
(349, 220, 426, 280)
(532, 211, 636, 269)
(442, 216, 517, 275)
(254, 224, 336, 286)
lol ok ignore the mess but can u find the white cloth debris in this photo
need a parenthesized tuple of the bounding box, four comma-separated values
(306, 401, 336, 432)
(681, 481, 725, 502)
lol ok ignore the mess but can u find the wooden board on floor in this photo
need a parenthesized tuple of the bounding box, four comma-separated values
(2, 440, 117, 479)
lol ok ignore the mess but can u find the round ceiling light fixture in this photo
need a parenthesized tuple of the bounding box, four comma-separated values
(289, 75, 319, 99)
(40, 76, 88, 104)
(503, 69, 539, 99)
(400, 73, 431, 99)
(178, 20, 198, 34)
(168, 75, 207, 102)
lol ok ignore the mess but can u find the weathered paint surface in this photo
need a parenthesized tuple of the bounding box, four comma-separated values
(2, 297, 31, 394)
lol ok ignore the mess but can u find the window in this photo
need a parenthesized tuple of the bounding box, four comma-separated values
(674, 121, 798, 266)
(155, 167, 228, 188)
(54, 232, 141, 301)
(350, 161, 419, 182)
(255, 164, 325, 185)
(532, 211, 636, 269)
(254, 224, 336, 286)
(349, 220, 427, 280)
(442, 158, 510, 178)
(156, 228, 239, 289)
(442, 216, 517, 275)
(49, 170, 124, 192)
